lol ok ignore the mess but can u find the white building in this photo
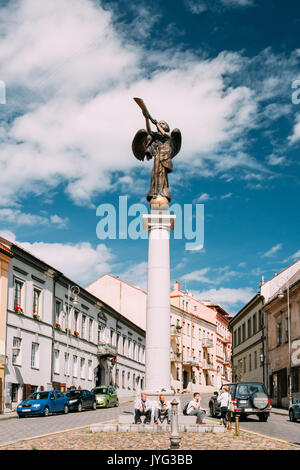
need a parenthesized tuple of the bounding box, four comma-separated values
(3, 239, 145, 411)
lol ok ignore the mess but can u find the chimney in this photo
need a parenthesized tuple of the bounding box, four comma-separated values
(174, 281, 180, 291)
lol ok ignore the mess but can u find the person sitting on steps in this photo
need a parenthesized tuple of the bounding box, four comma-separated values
(134, 393, 152, 424)
(186, 392, 207, 424)
(154, 394, 171, 424)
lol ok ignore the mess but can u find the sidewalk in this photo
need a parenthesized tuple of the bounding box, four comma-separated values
(270, 407, 289, 416)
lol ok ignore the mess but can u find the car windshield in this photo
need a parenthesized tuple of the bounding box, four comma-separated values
(236, 383, 266, 396)
(66, 391, 81, 398)
(27, 392, 49, 401)
(92, 387, 108, 395)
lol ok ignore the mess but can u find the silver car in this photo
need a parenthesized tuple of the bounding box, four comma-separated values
(289, 400, 300, 422)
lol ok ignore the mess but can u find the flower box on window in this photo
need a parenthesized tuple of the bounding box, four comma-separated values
(65, 328, 72, 336)
(73, 330, 79, 337)
(55, 323, 61, 330)
(15, 306, 24, 315)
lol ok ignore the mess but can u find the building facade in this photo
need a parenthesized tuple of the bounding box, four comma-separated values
(229, 294, 266, 385)
(0, 241, 13, 413)
(230, 259, 300, 392)
(263, 271, 300, 409)
(2, 239, 145, 412)
(170, 281, 232, 392)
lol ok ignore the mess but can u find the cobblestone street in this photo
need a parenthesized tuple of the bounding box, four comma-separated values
(1, 426, 299, 450)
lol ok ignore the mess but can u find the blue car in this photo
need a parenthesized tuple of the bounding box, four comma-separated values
(17, 390, 69, 418)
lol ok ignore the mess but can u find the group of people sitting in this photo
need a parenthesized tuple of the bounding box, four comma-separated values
(134, 392, 207, 425)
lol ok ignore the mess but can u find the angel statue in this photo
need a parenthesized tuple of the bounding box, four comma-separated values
(132, 98, 181, 204)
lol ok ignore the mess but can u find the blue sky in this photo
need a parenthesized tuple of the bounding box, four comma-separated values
(0, 0, 299, 314)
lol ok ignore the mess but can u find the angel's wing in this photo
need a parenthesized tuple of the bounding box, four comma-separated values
(171, 128, 182, 158)
(132, 129, 149, 161)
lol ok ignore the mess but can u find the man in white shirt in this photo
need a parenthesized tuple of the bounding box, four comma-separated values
(154, 395, 171, 424)
(186, 392, 206, 424)
(134, 393, 152, 424)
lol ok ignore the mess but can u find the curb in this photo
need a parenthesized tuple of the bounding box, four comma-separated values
(239, 427, 300, 448)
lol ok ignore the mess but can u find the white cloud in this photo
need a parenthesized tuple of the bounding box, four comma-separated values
(284, 250, 300, 263)
(19, 239, 113, 285)
(194, 193, 212, 203)
(220, 192, 233, 199)
(182, 266, 239, 285)
(0, 0, 263, 208)
(0, 208, 68, 229)
(266, 153, 288, 166)
(262, 243, 282, 258)
(191, 286, 255, 311)
(288, 114, 300, 145)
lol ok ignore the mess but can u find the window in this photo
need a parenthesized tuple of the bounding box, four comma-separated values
(127, 372, 131, 389)
(73, 356, 78, 377)
(81, 315, 86, 339)
(254, 351, 257, 369)
(64, 353, 70, 376)
(238, 327, 241, 345)
(55, 300, 61, 324)
(88, 360, 92, 381)
(249, 354, 252, 372)
(277, 322, 282, 346)
(284, 318, 289, 343)
(31, 343, 39, 369)
(12, 337, 21, 365)
(74, 311, 79, 332)
(11, 384, 19, 403)
(242, 323, 245, 342)
(253, 314, 257, 334)
(88, 319, 93, 342)
(80, 358, 85, 379)
(233, 330, 237, 347)
(54, 350, 60, 374)
(33, 288, 41, 316)
(248, 318, 252, 338)
(243, 357, 246, 374)
(122, 371, 125, 389)
(14, 280, 23, 309)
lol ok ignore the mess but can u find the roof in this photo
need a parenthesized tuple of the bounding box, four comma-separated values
(86, 273, 147, 295)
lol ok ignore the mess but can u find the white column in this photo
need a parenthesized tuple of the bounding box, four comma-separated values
(142, 208, 175, 395)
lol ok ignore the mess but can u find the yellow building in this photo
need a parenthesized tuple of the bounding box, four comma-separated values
(0, 240, 13, 413)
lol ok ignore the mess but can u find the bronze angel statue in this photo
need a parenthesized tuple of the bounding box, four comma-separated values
(132, 98, 181, 204)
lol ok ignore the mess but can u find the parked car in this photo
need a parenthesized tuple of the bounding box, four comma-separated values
(91, 386, 119, 408)
(289, 400, 300, 422)
(17, 390, 69, 418)
(65, 389, 97, 412)
(209, 382, 271, 422)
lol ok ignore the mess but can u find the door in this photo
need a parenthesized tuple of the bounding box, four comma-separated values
(49, 392, 57, 412)
(55, 391, 66, 411)
(183, 371, 188, 389)
(108, 387, 116, 405)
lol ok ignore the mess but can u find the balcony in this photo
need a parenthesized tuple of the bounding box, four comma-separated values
(170, 351, 182, 362)
(183, 356, 199, 366)
(202, 360, 215, 370)
(222, 336, 231, 344)
(202, 338, 214, 348)
(97, 342, 118, 358)
(170, 325, 182, 336)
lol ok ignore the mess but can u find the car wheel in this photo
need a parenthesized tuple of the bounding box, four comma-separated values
(289, 410, 295, 422)
(258, 413, 269, 422)
(115, 399, 119, 407)
(105, 400, 109, 408)
(43, 406, 49, 417)
(92, 401, 97, 410)
(77, 402, 83, 412)
(63, 404, 69, 414)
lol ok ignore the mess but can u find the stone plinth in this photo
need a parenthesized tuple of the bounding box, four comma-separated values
(142, 207, 176, 395)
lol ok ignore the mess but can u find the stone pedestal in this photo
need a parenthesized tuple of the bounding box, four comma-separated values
(142, 206, 176, 396)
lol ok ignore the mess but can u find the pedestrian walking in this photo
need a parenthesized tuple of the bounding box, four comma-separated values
(217, 385, 231, 428)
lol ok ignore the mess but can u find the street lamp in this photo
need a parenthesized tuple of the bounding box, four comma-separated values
(278, 285, 292, 408)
